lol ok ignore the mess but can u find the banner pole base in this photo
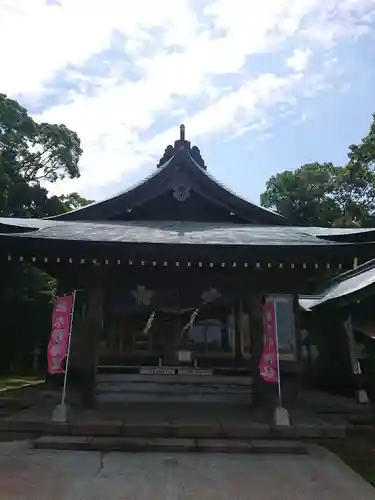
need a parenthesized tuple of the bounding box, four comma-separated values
(274, 406, 291, 427)
(357, 388, 370, 404)
(52, 403, 69, 423)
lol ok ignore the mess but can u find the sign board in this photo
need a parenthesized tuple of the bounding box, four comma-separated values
(177, 368, 213, 376)
(139, 367, 175, 375)
(177, 350, 192, 362)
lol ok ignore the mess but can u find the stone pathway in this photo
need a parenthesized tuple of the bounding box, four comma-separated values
(33, 435, 308, 454)
(0, 401, 349, 440)
(0, 441, 374, 499)
(0, 384, 372, 442)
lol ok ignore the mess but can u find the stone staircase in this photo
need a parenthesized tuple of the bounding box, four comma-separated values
(96, 373, 254, 404)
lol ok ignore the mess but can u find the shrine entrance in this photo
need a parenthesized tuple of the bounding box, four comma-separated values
(98, 306, 195, 368)
(98, 286, 240, 370)
(151, 307, 194, 366)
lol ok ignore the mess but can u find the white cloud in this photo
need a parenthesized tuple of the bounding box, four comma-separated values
(1, 0, 374, 198)
(0, 0, 199, 94)
(286, 48, 312, 72)
(183, 73, 304, 138)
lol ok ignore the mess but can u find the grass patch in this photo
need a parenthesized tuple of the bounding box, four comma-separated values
(322, 434, 375, 487)
(0, 376, 44, 392)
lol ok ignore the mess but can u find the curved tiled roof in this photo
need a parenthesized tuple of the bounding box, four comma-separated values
(48, 125, 287, 224)
(0, 218, 370, 247)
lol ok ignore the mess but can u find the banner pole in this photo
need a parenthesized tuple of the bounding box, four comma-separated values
(343, 315, 370, 404)
(61, 290, 77, 406)
(273, 299, 282, 408)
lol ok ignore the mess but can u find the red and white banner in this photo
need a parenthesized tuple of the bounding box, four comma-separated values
(47, 295, 73, 375)
(259, 299, 279, 383)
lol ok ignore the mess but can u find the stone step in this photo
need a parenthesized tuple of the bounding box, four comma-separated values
(0, 431, 37, 442)
(32, 436, 308, 454)
(96, 383, 253, 394)
(0, 417, 348, 439)
(0, 398, 33, 410)
(96, 374, 253, 385)
(96, 393, 253, 404)
(96, 377, 254, 404)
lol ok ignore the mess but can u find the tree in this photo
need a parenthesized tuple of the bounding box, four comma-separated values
(57, 192, 93, 212)
(348, 112, 375, 172)
(0, 93, 83, 217)
(260, 162, 375, 227)
(261, 113, 375, 227)
(0, 93, 88, 374)
(0, 93, 81, 181)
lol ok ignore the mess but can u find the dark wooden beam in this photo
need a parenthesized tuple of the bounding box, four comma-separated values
(79, 274, 104, 408)
(233, 300, 242, 362)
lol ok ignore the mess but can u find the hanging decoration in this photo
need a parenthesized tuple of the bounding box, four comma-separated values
(180, 287, 222, 335)
(132, 285, 153, 306)
(143, 310, 156, 334)
(181, 308, 200, 334)
(159, 306, 194, 315)
(129, 286, 222, 337)
(201, 287, 222, 304)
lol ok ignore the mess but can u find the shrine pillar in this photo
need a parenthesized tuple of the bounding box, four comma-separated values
(80, 279, 104, 408)
(233, 300, 243, 362)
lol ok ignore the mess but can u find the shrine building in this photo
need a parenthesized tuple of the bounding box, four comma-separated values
(1, 124, 375, 407)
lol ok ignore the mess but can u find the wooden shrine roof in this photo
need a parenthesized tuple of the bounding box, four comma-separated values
(0, 218, 367, 247)
(299, 257, 375, 309)
(46, 125, 287, 225)
(1, 218, 375, 271)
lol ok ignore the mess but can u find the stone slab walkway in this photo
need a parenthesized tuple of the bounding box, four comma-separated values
(0, 404, 348, 440)
(0, 386, 372, 442)
(33, 435, 308, 454)
(0, 441, 374, 499)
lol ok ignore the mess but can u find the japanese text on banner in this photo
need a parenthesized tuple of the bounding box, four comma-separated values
(259, 300, 279, 383)
(47, 295, 73, 375)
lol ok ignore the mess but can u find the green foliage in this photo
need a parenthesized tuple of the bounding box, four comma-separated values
(261, 114, 375, 227)
(57, 192, 93, 212)
(0, 261, 57, 375)
(1, 262, 55, 301)
(0, 93, 81, 181)
(348, 112, 375, 171)
(0, 93, 89, 374)
(0, 93, 84, 217)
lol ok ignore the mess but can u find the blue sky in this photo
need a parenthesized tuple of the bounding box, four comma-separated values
(2, 0, 375, 205)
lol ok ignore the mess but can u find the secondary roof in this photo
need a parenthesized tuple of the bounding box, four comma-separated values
(299, 258, 375, 309)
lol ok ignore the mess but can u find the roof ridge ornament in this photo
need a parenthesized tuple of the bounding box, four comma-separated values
(180, 123, 185, 141)
(156, 124, 207, 170)
(174, 122, 190, 150)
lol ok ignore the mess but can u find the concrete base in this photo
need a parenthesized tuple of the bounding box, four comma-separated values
(52, 403, 69, 423)
(274, 407, 291, 427)
(357, 389, 370, 404)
